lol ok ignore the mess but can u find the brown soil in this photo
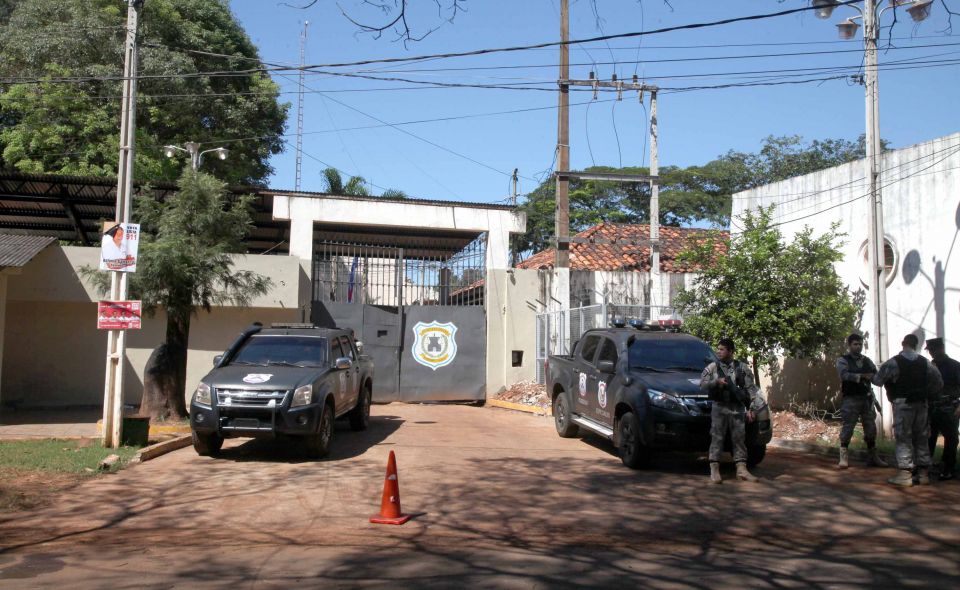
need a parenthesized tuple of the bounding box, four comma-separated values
(0, 468, 86, 513)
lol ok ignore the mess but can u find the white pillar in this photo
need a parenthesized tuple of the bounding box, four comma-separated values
(289, 217, 315, 262)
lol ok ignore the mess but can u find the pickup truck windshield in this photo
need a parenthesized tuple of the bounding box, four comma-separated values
(628, 338, 716, 372)
(228, 335, 328, 368)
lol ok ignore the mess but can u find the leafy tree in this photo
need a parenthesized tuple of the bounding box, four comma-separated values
(673, 206, 859, 383)
(0, 0, 288, 185)
(518, 135, 869, 256)
(321, 167, 370, 196)
(82, 170, 271, 420)
(381, 188, 409, 199)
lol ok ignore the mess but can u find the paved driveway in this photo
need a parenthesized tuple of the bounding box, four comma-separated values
(1, 403, 958, 588)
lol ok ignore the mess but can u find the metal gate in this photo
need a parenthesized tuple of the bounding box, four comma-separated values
(311, 237, 487, 402)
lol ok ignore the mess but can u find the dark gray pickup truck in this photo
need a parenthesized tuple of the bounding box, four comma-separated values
(546, 325, 771, 469)
(189, 323, 374, 459)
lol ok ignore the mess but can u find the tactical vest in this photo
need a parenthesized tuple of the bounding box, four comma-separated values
(933, 357, 960, 401)
(841, 354, 873, 397)
(885, 355, 929, 402)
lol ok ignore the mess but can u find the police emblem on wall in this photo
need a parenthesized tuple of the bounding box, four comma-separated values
(412, 321, 458, 370)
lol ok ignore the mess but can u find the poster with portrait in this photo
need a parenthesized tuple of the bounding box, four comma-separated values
(97, 301, 142, 330)
(99, 222, 140, 272)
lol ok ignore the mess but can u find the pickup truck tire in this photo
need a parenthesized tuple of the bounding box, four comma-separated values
(747, 443, 767, 467)
(348, 385, 371, 431)
(304, 403, 334, 459)
(553, 392, 579, 438)
(617, 411, 650, 469)
(192, 431, 223, 456)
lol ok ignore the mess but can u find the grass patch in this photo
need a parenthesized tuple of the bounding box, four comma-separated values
(0, 439, 141, 474)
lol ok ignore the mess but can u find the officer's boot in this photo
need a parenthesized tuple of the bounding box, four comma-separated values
(709, 462, 722, 484)
(866, 447, 888, 467)
(838, 447, 849, 469)
(916, 468, 932, 486)
(887, 469, 914, 487)
(736, 462, 759, 482)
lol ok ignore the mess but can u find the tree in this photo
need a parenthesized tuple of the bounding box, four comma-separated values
(0, 0, 288, 185)
(322, 167, 370, 196)
(518, 135, 870, 256)
(82, 169, 271, 420)
(673, 206, 859, 383)
(381, 188, 409, 199)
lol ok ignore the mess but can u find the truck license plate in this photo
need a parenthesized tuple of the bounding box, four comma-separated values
(232, 418, 259, 429)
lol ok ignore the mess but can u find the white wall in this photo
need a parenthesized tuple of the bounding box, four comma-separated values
(1, 246, 308, 408)
(733, 132, 960, 406)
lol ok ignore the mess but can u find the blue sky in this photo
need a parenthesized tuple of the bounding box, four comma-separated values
(228, 0, 960, 205)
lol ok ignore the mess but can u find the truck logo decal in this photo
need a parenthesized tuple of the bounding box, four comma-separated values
(578, 372, 587, 397)
(412, 321, 458, 370)
(242, 373, 273, 384)
(598, 381, 608, 409)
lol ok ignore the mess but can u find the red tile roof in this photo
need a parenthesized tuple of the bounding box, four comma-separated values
(516, 223, 727, 272)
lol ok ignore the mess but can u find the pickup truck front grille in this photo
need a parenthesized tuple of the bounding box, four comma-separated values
(215, 389, 289, 408)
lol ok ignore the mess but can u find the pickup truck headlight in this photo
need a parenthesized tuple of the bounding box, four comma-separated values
(290, 384, 313, 408)
(648, 389, 689, 414)
(194, 382, 212, 406)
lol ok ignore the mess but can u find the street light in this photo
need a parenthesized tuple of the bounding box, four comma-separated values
(162, 141, 229, 171)
(814, 0, 933, 437)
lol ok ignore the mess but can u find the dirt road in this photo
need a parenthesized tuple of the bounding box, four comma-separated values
(1, 404, 958, 588)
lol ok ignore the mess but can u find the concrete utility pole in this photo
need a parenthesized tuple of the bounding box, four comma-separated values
(511, 168, 518, 207)
(649, 90, 660, 305)
(862, 0, 892, 436)
(102, 0, 143, 448)
(555, 0, 570, 269)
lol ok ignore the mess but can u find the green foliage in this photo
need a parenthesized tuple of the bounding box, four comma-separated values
(0, 0, 288, 185)
(381, 188, 409, 199)
(518, 135, 868, 256)
(673, 206, 859, 380)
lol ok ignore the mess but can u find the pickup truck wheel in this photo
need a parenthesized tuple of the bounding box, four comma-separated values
(553, 393, 579, 438)
(349, 385, 371, 431)
(192, 431, 223, 456)
(305, 403, 334, 459)
(617, 412, 649, 469)
(747, 443, 767, 467)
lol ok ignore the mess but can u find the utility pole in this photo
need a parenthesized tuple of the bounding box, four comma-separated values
(102, 0, 143, 448)
(649, 90, 660, 309)
(295, 21, 309, 192)
(863, 0, 891, 436)
(555, 0, 570, 269)
(511, 168, 518, 207)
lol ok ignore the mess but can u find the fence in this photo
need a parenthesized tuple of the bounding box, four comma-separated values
(534, 303, 680, 384)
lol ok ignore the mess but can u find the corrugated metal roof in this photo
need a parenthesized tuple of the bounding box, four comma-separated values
(0, 234, 57, 268)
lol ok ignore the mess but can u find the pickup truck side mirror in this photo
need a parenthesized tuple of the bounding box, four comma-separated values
(597, 360, 616, 374)
(213, 354, 223, 367)
(335, 357, 353, 370)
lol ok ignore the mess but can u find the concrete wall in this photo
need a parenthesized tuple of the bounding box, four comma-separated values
(486, 269, 546, 393)
(1, 246, 309, 409)
(733, 132, 960, 407)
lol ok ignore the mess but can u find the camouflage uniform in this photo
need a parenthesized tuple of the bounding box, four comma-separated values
(835, 353, 879, 447)
(701, 359, 758, 463)
(872, 351, 944, 472)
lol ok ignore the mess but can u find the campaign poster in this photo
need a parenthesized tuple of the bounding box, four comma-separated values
(99, 222, 140, 272)
(97, 301, 142, 330)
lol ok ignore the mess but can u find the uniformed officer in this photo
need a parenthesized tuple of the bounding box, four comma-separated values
(701, 337, 759, 484)
(925, 337, 960, 480)
(835, 333, 887, 468)
(872, 334, 944, 486)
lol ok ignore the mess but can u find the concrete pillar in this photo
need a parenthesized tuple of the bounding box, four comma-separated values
(484, 213, 511, 271)
(0, 273, 6, 409)
(289, 217, 315, 262)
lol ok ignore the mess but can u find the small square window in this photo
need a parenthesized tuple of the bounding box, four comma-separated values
(511, 351, 523, 367)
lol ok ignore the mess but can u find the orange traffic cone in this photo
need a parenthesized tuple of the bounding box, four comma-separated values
(369, 450, 411, 525)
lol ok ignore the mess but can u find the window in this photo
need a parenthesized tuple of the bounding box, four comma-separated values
(331, 339, 344, 361)
(579, 336, 601, 363)
(597, 339, 619, 365)
(228, 336, 327, 368)
(339, 336, 355, 360)
(858, 238, 898, 287)
(512, 350, 523, 367)
(628, 337, 715, 372)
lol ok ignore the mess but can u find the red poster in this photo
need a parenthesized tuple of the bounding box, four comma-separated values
(97, 301, 142, 330)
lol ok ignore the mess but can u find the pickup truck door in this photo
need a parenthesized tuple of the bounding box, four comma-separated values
(573, 335, 602, 418)
(592, 337, 620, 427)
(339, 335, 360, 408)
(330, 338, 346, 414)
